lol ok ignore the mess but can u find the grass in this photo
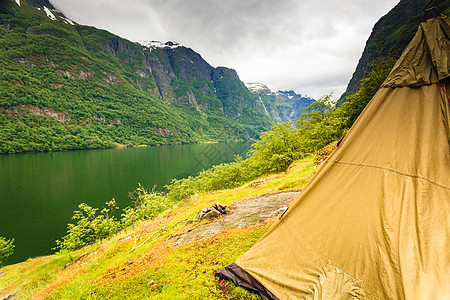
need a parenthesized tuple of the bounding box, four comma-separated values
(0, 155, 318, 299)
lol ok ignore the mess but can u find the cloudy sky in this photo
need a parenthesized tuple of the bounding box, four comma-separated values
(51, 0, 399, 99)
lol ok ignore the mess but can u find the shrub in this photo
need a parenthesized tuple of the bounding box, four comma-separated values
(0, 237, 15, 267)
(121, 184, 171, 227)
(55, 199, 119, 252)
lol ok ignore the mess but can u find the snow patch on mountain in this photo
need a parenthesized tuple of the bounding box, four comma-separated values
(245, 82, 271, 93)
(61, 16, 75, 25)
(277, 90, 315, 102)
(15, 0, 20, 6)
(43, 6, 57, 20)
(137, 40, 181, 50)
(36, 6, 75, 25)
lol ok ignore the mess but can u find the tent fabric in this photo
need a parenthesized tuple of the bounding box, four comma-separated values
(383, 15, 450, 87)
(216, 14, 450, 300)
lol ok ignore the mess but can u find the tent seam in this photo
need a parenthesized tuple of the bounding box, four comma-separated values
(330, 160, 450, 191)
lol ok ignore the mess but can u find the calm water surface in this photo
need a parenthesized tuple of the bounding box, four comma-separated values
(0, 142, 252, 264)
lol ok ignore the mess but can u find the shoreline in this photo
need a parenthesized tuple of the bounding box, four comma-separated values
(0, 139, 254, 156)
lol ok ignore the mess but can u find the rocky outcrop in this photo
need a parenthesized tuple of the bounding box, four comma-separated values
(175, 191, 299, 246)
(213, 67, 261, 118)
(2, 105, 71, 124)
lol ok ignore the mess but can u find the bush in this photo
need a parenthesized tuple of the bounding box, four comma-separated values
(121, 184, 171, 227)
(165, 155, 253, 202)
(0, 237, 15, 267)
(56, 186, 172, 253)
(55, 199, 119, 252)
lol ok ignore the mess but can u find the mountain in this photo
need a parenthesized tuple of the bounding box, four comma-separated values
(245, 83, 315, 123)
(0, 0, 306, 154)
(339, 0, 450, 104)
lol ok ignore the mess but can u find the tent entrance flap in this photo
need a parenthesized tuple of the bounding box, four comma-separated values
(215, 263, 279, 300)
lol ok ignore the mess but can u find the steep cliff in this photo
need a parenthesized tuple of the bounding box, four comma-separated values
(339, 0, 450, 104)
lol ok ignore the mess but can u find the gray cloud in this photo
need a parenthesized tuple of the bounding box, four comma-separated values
(51, 0, 399, 98)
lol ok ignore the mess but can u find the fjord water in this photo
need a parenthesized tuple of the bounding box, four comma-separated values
(0, 142, 252, 264)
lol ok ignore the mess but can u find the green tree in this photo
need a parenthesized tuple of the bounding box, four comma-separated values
(337, 56, 397, 128)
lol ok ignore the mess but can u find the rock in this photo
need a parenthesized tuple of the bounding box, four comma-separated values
(250, 179, 266, 187)
(202, 209, 221, 219)
(176, 191, 300, 245)
(198, 202, 227, 219)
(212, 203, 227, 214)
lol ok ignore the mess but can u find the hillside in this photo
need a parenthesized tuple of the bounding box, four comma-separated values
(0, 157, 318, 299)
(0, 0, 307, 155)
(339, 0, 450, 103)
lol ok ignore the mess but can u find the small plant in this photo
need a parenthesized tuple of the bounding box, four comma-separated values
(0, 236, 15, 267)
(55, 199, 120, 253)
(56, 185, 174, 254)
(121, 184, 170, 228)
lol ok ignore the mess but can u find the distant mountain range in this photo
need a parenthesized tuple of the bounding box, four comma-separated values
(245, 83, 315, 123)
(0, 0, 314, 154)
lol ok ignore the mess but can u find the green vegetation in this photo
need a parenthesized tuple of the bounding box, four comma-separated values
(55, 200, 120, 253)
(0, 237, 14, 267)
(364, 0, 450, 60)
(55, 189, 177, 253)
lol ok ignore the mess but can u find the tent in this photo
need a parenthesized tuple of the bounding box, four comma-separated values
(216, 9, 450, 300)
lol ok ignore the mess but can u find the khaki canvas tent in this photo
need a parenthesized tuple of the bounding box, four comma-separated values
(216, 9, 450, 300)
